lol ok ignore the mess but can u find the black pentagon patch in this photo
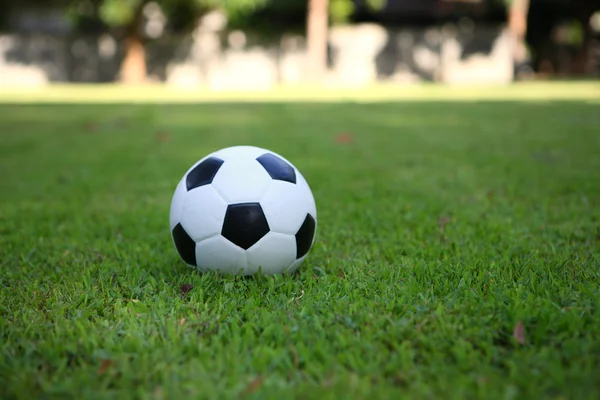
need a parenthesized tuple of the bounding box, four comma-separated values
(221, 203, 270, 250)
(256, 153, 296, 184)
(186, 157, 224, 191)
(172, 223, 196, 266)
(295, 214, 316, 259)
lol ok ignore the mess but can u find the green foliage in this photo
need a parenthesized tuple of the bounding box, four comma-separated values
(557, 19, 585, 46)
(329, 0, 354, 24)
(209, 0, 270, 28)
(1, 84, 600, 398)
(365, 0, 386, 12)
(206, 0, 269, 13)
(67, 0, 270, 31)
(330, 0, 386, 25)
(98, 0, 144, 27)
(223, 0, 305, 36)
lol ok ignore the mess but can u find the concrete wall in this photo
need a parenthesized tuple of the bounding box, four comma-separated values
(0, 20, 515, 88)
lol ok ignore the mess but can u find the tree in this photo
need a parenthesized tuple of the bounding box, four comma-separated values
(503, 0, 531, 71)
(306, 0, 329, 81)
(306, 0, 384, 82)
(222, 0, 336, 82)
(68, 0, 270, 84)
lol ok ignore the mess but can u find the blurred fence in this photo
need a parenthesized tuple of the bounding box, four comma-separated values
(0, 20, 516, 88)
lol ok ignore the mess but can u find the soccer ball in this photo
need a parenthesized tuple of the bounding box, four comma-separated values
(169, 145, 317, 275)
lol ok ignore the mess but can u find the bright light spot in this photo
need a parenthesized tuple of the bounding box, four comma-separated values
(146, 20, 164, 38)
(228, 31, 247, 50)
(143, 2, 166, 39)
(201, 10, 227, 32)
(98, 34, 116, 58)
(591, 12, 600, 32)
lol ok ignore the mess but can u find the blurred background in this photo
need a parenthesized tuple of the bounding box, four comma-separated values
(0, 0, 598, 90)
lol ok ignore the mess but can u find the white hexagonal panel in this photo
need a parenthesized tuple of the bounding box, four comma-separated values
(246, 232, 297, 275)
(260, 176, 317, 235)
(195, 235, 248, 275)
(211, 157, 272, 204)
(180, 185, 228, 243)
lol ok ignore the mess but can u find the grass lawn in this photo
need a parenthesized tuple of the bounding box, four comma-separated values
(1, 83, 599, 399)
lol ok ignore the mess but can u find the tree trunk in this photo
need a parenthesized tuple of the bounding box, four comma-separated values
(119, 3, 147, 85)
(507, 0, 531, 66)
(306, 0, 329, 82)
(120, 32, 147, 84)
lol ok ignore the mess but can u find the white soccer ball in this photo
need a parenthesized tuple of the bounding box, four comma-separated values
(169, 145, 317, 275)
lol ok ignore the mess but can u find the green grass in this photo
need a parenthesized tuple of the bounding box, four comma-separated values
(1, 83, 599, 399)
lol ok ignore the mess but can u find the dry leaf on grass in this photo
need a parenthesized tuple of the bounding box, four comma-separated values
(513, 321, 526, 345)
(96, 359, 113, 376)
(438, 215, 451, 232)
(155, 131, 171, 143)
(289, 346, 300, 369)
(334, 132, 354, 144)
(180, 284, 193, 297)
(242, 377, 264, 395)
